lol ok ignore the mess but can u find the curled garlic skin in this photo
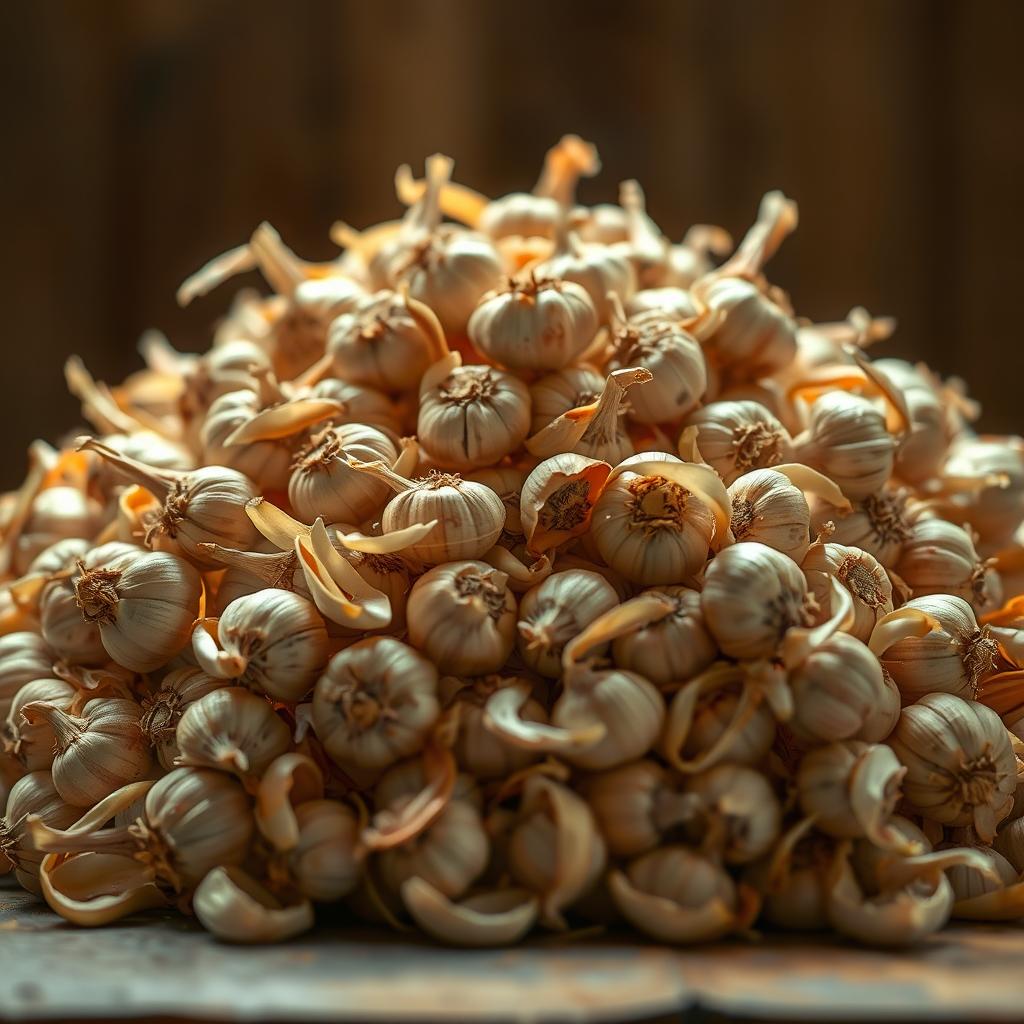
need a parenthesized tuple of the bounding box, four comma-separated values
(5, 134, 1024, 951)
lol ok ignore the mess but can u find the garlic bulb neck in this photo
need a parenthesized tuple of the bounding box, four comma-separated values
(25, 702, 84, 751)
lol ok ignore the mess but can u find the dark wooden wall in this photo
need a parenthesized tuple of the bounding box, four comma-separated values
(2, 0, 1023, 487)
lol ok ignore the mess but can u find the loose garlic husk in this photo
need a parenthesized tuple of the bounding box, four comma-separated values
(793, 392, 896, 501)
(591, 453, 731, 585)
(519, 453, 610, 555)
(417, 356, 530, 471)
(468, 275, 598, 371)
(516, 569, 619, 677)
(194, 865, 314, 944)
(0, 631, 56, 718)
(685, 764, 781, 864)
(610, 845, 755, 944)
(728, 464, 850, 562)
(312, 637, 440, 775)
(401, 878, 539, 948)
(889, 693, 1017, 841)
(191, 590, 329, 702)
(685, 401, 793, 485)
(175, 688, 291, 783)
(701, 541, 817, 660)
(27, 697, 151, 807)
(871, 595, 998, 704)
(7, 677, 77, 771)
(324, 288, 447, 392)
(288, 422, 398, 525)
(895, 517, 1000, 614)
(407, 561, 516, 675)
(611, 587, 717, 687)
(528, 365, 605, 434)
(140, 667, 228, 771)
(0, 771, 79, 893)
(802, 541, 893, 643)
(788, 633, 901, 745)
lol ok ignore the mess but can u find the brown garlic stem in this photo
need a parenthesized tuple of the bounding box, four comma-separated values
(75, 437, 175, 501)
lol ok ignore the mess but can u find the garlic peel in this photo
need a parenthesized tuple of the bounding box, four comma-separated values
(402, 878, 539, 947)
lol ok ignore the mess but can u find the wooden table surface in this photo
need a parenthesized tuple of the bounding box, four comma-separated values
(3, 884, 1024, 1023)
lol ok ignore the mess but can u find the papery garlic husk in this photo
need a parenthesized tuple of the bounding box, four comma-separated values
(193, 589, 329, 701)
(325, 288, 447, 392)
(528, 365, 605, 434)
(440, 676, 542, 780)
(872, 595, 998, 704)
(28, 697, 151, 807)
(609, 845, 757, 944)
(312, 637, 440, 775)
(889, 693, 1017, 841)
(7, 677, 77, 771)
(582, 759, 696, 858)
(517, 569, 619, 677)
(788, 633, 901, 745)
(797, 740, 913, 851)
(519, 453, 610, 555)
(701, 541, 817, 660)
(793, 391, 896, 501)
(0, 631, 56, 719)
(0, 771, 79, 893)
(254, 752, 324, 851)
(507, 775, 606, 928)
(194, 865, 314, 943)
(282, 799, 363, 902)
(469, 275, 598, 371)
(407, 561, 516, 675)
(402, 877, 539, 948)
(895, 517, 1000, 614)
(728, 464, 850, 563)
(810, 487, 912, 567)
(77, 438, 259, 567)
(175, 688, 291, 782)
(140, 667, 228, 771)
(288, 422, 398, 525)
(940, 435, 1024, 550)
(355, 463, 506, 566)
(685, 400, 793, 485)
(686, 764, 781, 865)
(803, 541, 893, 643)
(591, 453, 731, 585)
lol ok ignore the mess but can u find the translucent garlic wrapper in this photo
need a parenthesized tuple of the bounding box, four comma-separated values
(685, 401, 793, 486)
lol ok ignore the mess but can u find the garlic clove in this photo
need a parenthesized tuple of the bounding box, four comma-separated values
(402, 877, 539, 947)
(193, 865, 314, 944)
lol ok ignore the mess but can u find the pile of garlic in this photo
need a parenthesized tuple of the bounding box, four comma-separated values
(3, 135, 1024, 948)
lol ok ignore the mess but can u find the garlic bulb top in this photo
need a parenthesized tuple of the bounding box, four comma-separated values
(686, 400, 793, 485)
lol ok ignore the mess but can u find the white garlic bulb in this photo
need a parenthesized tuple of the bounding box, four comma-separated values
(940, 436, 1024, 550)
(802, 541, 893, 643)
(7, 677, 77, 771)
(285, 799, 363, 901)
(528, 365, 604, 435)
(0, 771, 79, 893)
(140, 667, 227, 771)
(686, 764, 781, 864)
(0, 631, 56, 719)
(686, 401, 793, 485)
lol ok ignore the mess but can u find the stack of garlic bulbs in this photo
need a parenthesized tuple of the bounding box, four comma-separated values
(3, 135, 1024, 947)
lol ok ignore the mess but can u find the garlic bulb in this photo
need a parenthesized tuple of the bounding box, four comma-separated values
(802, 541, 893, 643)
(312, 637, 440, 774)
(140, 667, 227, 770)
(793, 392, 895, 500)
(30, 697, 151, 806)
(192, 590, 329, 702)
(78, 438, 259, 567)
(13, 485, 104, 575)
(810, 487, 912, 567)
(872, 595, 998, 704)
(895, 517, 1000, 614)
(175, 688, 291, 782)
(283, 799, 363, 901)
(686, 764, 781, 864)
(289, 422, 398, 525)
(309, 377, 401, 434)
(0, 631, 55, 719)
(611, 587, 716, 687)
(7, 677, 77, 770)
(889, 693, 1017, 841)
(686, 401, 793, 485)
(701, 542, 816, 660)
(591, 453, 731, 585)
(749, 822, 832, 932)
(417, 358, 530, 471)
(528, 366, 604, 434)
(407, 561, 516, 675)
(940, 436, 1024, 549)
(325, 288, 446, 392)
(469, 275, 598, 371)
(626, 286, 698, 321)
(517, 570, 619, 677)
(0, 771, 79, 893)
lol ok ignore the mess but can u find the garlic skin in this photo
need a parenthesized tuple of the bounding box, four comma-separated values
(803, 541, 893, 643)
(519, 453, 611, 555)
(175, 688, 291, 782)
(701, 542, 815, 660)
(312, 637, 440, 774)
(289, 423, 398, 525)
(469, 276, 598, 371)
(401, 879, 539, 948)
(407, 561, 517, 676)
(418, 362, 530, 471)
(874, 595, 998, 704)
(0, 632, 56, 719)
(0, 771, 79, 893)
(140, 667, 227, 771)
(7, 677, 77, 771)
(32, 697, 151, 807)
(793, 392, 895, 500)
(517, 570, 619, 678)
(889, 693, 1017, 842)
(686, 401, 793, 486)
(611, 587, 717, 687)
(528, 366, 605, 435)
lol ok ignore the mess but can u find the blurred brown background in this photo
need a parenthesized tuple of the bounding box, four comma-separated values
(2, 0, 1023, 488)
